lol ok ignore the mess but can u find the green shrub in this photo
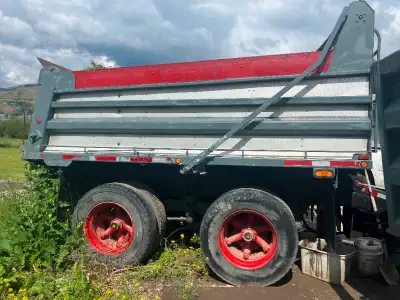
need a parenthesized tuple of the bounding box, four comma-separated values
(0, 163, 84, 298)
(0, 262, 100, 300)
(0, 140, 12, 148)
(0, 138, 22, 148)
(0, 118, 31, 139)
(0, 163, 208, 299)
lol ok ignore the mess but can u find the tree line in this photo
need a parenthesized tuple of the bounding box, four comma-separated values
(0, 117, 31, 139)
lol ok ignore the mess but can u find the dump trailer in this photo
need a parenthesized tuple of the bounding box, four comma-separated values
(23, 0, 400, 286)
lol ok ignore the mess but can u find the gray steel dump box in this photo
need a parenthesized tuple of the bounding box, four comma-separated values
(24, 1, 377, 174)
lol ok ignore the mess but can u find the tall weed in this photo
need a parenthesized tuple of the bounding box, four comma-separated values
(0, 163, 86, 298)
(0, 163, 208, 299)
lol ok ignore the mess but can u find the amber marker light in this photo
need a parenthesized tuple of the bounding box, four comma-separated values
(314, 169, 334, 178)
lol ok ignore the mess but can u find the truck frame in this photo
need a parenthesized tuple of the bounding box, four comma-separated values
(23, 0, 400, 286)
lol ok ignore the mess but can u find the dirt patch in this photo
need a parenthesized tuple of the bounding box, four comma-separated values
(162, 264, 400, 300)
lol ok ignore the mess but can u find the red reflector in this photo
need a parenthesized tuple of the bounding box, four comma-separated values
(357, 153, 370, 160)
(330, 161, 359, 167)
(40, 153, 44, 159)
(362, 188, 378, 197)
(95, 156, 117, 161)
(62, 154, 82, 160)
(284, 160, 312, 166)
(355, 180, 364, 187)
(36, 118, 42, 124)
(130, 157, 152, 163)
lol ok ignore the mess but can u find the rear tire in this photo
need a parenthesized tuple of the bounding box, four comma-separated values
(71, 183, 159, 267)
(200, 188, 298, 286)
(117, 182, 167, 251)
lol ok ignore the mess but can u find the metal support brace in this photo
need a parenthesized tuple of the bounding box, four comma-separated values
(180, 6, 350, 174)
(324, 184, 338, 252)
(372, 28, 382, 152)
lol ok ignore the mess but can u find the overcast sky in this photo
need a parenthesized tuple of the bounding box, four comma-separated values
(0, 0, 399, 87)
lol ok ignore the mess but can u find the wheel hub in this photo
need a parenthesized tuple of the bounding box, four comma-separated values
(84, 203, 135, 255)
(242, 229, 255, 242)
(110, 220, 121, 230)
(218, 210, 278, 269)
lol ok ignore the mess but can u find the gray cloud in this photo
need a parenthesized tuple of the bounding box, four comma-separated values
(0, 0, 399, 87)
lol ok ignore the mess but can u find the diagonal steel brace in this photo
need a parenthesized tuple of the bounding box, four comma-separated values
(180, 6, 350, 174)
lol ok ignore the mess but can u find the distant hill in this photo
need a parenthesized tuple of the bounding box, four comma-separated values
(0, 57, 76, 120)
(0, 85, 37, 120)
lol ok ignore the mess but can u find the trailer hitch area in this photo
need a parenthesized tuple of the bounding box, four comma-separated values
(191, 165, 207, 176)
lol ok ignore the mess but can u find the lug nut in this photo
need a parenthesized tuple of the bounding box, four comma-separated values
(111, 222, 120, 230)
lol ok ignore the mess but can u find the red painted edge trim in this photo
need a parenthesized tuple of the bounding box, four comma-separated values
(361, 187, 379, 197)
(72, 51, 334, 89)
(355, 153, 370, 160)
(330, 161, 360, 167)
(284, 160, 364, 168)
(40, 153, 370, 169)
(284, 160, 313, 166)
(62, 154, 82, 160)
(95, 156, 117, 162)
(130, 157, 152, 163)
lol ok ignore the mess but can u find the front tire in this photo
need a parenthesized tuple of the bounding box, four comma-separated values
(200, 188, 298, 286)
(71, 183, 159, 266)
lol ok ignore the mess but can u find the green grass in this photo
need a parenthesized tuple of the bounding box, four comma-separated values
(82, 236, 207, 300)
(0, 143, 25, 180)
(0, 138, 24, 148)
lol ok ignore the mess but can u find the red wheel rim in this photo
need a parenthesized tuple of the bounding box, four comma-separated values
(84, 202, 134, 255)
(218, 210, 278, 269)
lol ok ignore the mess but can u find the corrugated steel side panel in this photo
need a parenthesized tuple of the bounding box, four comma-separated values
(46, 75, 371, 158)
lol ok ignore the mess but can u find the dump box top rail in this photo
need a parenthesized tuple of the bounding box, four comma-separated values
(24, 0, 377, 173)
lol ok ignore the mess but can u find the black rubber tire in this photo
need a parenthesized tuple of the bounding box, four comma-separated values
(147, 194, 167, 241)
(134, 189, 167, 242)
(116, 183, 167, 250)
(71, 182, 158, 266)
(200, 188, 298, 286)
